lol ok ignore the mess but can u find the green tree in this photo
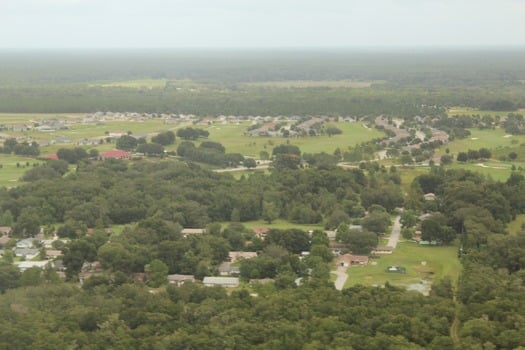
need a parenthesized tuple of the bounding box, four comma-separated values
(115, 135, 138, 151)
(262, 201, 279, 224)
(145, 259, 169, 287)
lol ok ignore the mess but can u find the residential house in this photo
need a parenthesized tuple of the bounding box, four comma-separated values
(16, 238, 36, 249)
(218, 262, 241, 276)
(167, 274, 195, 286)
(336, 254, 369, 267)
(227, 251, 257, 263)
(15, 248, 40, 260)
(372, 246, 394, 255)
(45, 250, 62, 259)
(203, 276, 239, 288)
(14, 261, 50, 272)
(181, 228, 206, 237)
(101, 150, 131, 159)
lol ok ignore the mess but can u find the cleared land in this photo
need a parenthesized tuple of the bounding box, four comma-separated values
(90, 79, 168, 89)
(507, 214, 525, 235)
(344, 242, 461, 290)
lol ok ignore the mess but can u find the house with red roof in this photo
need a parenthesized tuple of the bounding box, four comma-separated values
(101, 150, 131, 159)
(42, 154, 59, 160)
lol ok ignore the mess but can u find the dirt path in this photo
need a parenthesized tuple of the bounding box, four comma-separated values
(331, 266, 348, 291)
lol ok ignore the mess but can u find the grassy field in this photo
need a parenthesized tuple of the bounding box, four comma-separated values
(507, 214, 525, 235)
(0, 155, 43, 187)
(343, 242, 461, 291)
(447, 107, 524, 117)
(225, 219, 323, 232)
(204, 122, 384, 157)
(240, 80, 385, 89)
(90, 79, 168, 89)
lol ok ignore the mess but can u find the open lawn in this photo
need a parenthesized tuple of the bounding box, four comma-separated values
(435, 128, 525, 157)
(231, 219, 323, 232)
(447, 107, 524, 117)
(203, 122, 384, 157)
(0, 155, 43, 187)
(343, 241, 461, 291)
(0, 113, 84, 124)
(90, 79, 168, 89)
(397, 166, 431, 191)
(444, 161, 525, 182)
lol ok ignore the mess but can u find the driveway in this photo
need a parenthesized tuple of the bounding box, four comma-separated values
(331, 266, 348, 291)
(387, 215, 402, 248)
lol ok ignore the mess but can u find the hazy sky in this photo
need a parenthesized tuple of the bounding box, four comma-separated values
(1, 0, 524, 48)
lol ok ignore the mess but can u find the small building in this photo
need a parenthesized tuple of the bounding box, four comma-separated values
(42, 154, 59, 160)
(14, 261, 50, 272)
(101, 150, 131, 159)
(15, 248, 40, 260)
(372, 246, 394, 255)
(218, 263, 241, 276)
(336, 254, 369, 267)
(252, 227, 269, 238)
(228, 251, 257, 263)
(424, 193, 436, 201)
(324, 230, 337, 240)
(45, 250, 62, 259)
(181, 228, 206, 237)
(0, 227, 12, 235)
(16, 238, 36, 249)
(167, 274, 195, 286)
(203, 276, 239, 288)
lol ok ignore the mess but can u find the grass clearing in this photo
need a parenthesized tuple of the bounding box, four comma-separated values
(447, 107, 524, 117)
(203, 122, 384, 157)
(229, 219, 323, 232)
(0, 155, 43, 187)
(343, 241, 461, 290)
(90, 79, 168, 89)
(507, 214, 525, 235)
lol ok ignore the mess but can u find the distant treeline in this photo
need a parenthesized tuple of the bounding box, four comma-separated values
(0, 49, 524, 115)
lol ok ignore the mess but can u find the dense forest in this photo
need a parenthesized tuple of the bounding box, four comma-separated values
(0, 157, 524, 348)
(0, 49, 524, 115)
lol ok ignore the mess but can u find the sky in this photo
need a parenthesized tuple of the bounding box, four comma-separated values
(1, 0, 524, 49)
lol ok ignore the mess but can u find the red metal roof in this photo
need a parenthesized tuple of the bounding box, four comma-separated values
(101, 150, 131, 159)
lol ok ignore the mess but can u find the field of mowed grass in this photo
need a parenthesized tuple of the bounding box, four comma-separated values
(344, 242, 461, 290)
(445, 161, 525, 182)
(0, 155, 43, 187)
(447, 107, 524, 117)
(0, 113, 85, 124)
(203, 122, 384, 157)
(90, 79, 168, 89)
(224, 219, 324, 232)
(435, 128, 525, 157)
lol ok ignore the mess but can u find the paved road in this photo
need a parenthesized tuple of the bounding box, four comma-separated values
(387, 215, 402, 248)
(331, 266, 348, 291)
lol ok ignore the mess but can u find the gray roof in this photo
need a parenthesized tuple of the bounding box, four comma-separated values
(203, 277, 239, 286)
